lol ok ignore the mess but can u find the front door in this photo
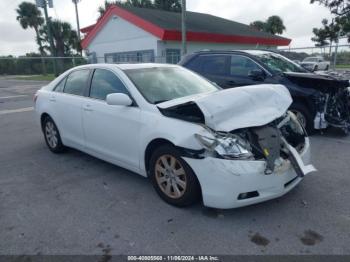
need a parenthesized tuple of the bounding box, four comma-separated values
(82, 68, 141, 171)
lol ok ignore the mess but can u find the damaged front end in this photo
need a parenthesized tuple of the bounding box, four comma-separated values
(314, 87, 350, 133)
(194, 111, 315, 177)
(284, 72, 350, 133)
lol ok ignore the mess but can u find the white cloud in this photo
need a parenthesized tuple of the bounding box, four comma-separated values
(0, 0, 337, 55)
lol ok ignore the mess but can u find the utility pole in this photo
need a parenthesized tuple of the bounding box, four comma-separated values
(333, 30, 341, 70)
(72, 0, 81, 45)
(36, 0, 57, 76)
(181, 0, 187, 57)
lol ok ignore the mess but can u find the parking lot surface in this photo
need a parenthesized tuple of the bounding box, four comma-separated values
(0, 76, 349, 255)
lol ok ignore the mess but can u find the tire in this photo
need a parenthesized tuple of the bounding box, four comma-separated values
(42, 116, 66, 153)
(289, 103, 315, 135)
(313, 65, 318, 72)
(149, 144, 201, 207)
(325, 65, 329, 71)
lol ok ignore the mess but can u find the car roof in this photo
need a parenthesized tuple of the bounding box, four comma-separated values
(71, 63, 178, 71)
(193, 49, 276, 56)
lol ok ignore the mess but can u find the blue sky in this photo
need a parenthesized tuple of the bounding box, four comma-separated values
(0, 0, 339, 55)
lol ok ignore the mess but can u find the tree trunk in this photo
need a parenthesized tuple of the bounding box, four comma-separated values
(34, 26, 47, 76)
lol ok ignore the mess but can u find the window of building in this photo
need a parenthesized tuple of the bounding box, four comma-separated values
(166, 49, 181, 64)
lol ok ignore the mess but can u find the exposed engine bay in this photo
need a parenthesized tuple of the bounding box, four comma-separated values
(194, 112, 311, 176)
(314, 86, 350, 132)
(284, 72, 350, 133)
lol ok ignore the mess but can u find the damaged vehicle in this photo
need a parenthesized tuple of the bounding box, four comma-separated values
(35, 64, 315, 209)
(180, 50, 350, 134)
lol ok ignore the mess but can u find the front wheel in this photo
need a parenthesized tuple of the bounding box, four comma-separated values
(43, 116, 66, 153)
(149, 145, 201, 207)
(290, 103, 315, 134)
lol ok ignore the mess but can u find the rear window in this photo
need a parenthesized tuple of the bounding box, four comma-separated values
(64, 70, 90, 96)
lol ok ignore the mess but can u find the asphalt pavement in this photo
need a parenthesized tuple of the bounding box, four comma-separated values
(0, 76, 349, 255)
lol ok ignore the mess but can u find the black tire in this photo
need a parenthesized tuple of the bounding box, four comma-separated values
(325, 65, 329, 71)
(149, 144, 201, 207)
(289, 103, 315, 135)
(314, 65, 318, 72)
(42, 116, 66, 153)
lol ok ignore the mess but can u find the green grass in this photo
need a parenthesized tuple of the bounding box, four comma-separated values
(336, 64, 350, 69)
(14, 74, 56, 81)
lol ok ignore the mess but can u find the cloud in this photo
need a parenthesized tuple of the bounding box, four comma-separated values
(0, 0, 336, 55)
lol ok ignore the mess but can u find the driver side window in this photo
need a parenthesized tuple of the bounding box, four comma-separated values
(90, 69, 129, 100)
(230, 55, 260, 77)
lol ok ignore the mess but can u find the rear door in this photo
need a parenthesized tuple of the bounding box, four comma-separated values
(52, 69, 91, 149)
(186, 54, 231, 87)
(82, 68, 141, 171)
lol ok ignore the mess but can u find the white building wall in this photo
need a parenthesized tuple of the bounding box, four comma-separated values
(87, 16, 159, 63)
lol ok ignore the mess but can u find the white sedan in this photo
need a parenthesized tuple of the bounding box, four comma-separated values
(34, 64, 316, 209)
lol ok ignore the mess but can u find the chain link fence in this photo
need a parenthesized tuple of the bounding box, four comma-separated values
(278, 44, 350, 71)
(0, 56, 87, 76)
(2, 45, 350, 78)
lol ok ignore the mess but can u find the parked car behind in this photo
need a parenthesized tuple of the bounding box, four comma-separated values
(180, 50, 350, 134)
(300, 56, 330, 71)
(34, 64, 315, 209)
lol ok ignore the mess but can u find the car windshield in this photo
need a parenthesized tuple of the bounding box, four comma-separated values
(303, 57, 319, 62)
(124, 67, 219, 104)
(254, 53, 308, 73)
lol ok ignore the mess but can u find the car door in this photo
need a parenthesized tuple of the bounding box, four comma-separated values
(51, 69, 91, 150)
(226, 54, 268, 87)
(82, 68, 141, 171)
(186, 54, 231, 87)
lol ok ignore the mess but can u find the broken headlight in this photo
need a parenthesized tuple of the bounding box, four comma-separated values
(195, 132, 254, 160)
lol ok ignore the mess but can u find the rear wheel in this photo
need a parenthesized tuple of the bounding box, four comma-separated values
(149, 145, 201, 207)
(43, 116, 65, 153)
(290, 103, 315, 134)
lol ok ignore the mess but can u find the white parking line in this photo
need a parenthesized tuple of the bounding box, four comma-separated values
(0, 107, 34, 115)
(0, 95, 27, 99)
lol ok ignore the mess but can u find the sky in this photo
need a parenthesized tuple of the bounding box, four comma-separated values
(0, 0, 340, 56)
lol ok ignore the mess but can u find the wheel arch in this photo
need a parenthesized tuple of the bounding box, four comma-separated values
(40, 112, 52, 132)
(144, 138, 175, 175)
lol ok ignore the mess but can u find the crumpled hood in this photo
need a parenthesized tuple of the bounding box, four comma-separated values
(158, 84, 292, 132)
(284, 72, 349, 92)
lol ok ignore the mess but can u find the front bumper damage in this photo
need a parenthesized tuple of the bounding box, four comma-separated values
(181, 113, 316, 209)
(183, 139, 313, 209)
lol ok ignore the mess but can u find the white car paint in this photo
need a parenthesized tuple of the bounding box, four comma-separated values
(301, 56, 330, 71)
(35, 63, 315, 209)
(158, 84, 292, 132)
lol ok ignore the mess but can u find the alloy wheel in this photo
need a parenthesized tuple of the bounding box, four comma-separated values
(45, 121, 58, 149)
(155, 154, 187, 199)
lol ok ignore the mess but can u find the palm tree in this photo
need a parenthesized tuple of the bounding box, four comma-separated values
(154, 0, 181, 12)
(40, 20, 80, 73)
(16, 2, 46, 74)
(265, 16, 286, 35)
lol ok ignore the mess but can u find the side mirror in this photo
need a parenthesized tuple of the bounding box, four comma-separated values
(106, 93, 133, 106)
(248, 69, 266, 81)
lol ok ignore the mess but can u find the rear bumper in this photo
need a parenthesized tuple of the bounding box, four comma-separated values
(183, 138, 314, 209)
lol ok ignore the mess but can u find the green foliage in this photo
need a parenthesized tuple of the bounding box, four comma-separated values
(16, 2, 46, 55)
(311, 0, 350, 45)
(97, 0, 181, 20)
(250, 16, 286, 35)
(0, 53, 87, 75)
(39, 19, 81, 57)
